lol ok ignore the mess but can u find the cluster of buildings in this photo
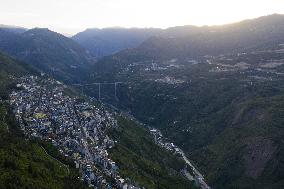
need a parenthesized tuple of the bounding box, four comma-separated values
(155, 76, 185, 85)
(9, 76, 141, 189)
(150, 129, 181, 154)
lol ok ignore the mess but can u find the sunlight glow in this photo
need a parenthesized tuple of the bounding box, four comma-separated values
(0, 0, 284, 34)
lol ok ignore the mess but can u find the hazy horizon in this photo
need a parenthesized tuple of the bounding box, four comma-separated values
(1, 0, 284, 35)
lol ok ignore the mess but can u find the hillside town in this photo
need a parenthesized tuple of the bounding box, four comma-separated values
(9, 76, 141, 189)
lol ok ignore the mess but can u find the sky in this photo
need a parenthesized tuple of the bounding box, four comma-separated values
(0, 0, 284, 35)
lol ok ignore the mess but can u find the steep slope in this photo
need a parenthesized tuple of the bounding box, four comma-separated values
(129, 14, 284, 60)
(0, 51, 33, 98)
(72, 27, 162, 57)
(73, 14, 284, 61)
(108, 116, 197, 189)
(0, 28, 95, 82)
(86, 14, 284, 189)
(0, 51, 196, 189)
(0, 51, 86, 189)
(91, 47, 284, 189)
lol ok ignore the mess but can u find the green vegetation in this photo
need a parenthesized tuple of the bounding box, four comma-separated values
(0, 28, 93, 82)
(2, 14, 284, 189)
(0, 104, 86, 189)
(0, 51, 86, 189)
(89, 41, 284, 189)
(0, 52, 33, 99)
(108, 116, 197, 189)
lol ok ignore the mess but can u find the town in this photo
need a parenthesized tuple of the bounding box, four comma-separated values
(9, 75, 142, 189)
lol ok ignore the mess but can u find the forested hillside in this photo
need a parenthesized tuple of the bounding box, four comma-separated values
(72, 28, 161, 57)
(0, 52, 85, 189)
(0, 28, 95, 82)
(85, 15, 284, 189)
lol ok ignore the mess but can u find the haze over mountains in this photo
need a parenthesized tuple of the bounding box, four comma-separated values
(88, 14, 284, 189)
(72, 27, 162, 57)
(0, 27, 94, 82)
(72, 14, 284, 58)
(0, 14, 283, 69)
(0, 14, 284, 189)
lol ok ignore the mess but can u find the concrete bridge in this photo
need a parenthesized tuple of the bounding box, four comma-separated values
(72, 82, 124, 101)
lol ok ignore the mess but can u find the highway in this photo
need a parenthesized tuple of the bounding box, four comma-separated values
(180, 150, 211, 189)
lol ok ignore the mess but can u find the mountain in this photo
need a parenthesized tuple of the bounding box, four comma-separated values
(90, 14, 284, 80)
(0, 51, 34, 98)
(0, 50, 196, 189)
(1, 13, 284, 189)
(72, 27, 162, 57)
(0, 51, 87, 189)
(73, 14, 284, 60)
(108, 116, 196, 189)
(0, 24, 27, 34)
(0, 28, 95, 82)
(85, 14, 284, 189)
(131, 14, 284, 60)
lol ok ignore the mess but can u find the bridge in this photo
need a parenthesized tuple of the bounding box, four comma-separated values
(72, 82, 124, 101)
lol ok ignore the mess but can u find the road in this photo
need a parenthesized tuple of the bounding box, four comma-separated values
(180, 150, 211, 189)
(104, 104, 211, 189)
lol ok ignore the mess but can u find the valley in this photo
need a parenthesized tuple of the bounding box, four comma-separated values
(1, 13, 284, 189)
(9, 75, 195, 189)
(149, 127, 210, 189)
(87, 38, 284, 189)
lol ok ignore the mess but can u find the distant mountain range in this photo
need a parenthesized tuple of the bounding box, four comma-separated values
(0, 24, 27, 33)
(0, 50, 196, 189)
(90, 14, 284, 83)
(0, 27, 94, 82)
(1, 14, 283, 83)
(72, 14, 284, 60)
(115, 14, 284, 61)
(1, 14, 284, 189)
(87, 14, 284, 189)
(72, 27, 162, 57)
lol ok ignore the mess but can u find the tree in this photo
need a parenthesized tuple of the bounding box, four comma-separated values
(0, 105, 7, 122)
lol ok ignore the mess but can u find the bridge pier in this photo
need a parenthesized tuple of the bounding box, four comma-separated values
(72, 82, 123, 101)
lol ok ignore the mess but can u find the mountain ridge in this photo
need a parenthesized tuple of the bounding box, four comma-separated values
(72, 14, 284, 59)
(0, 27, 95, 82)
(85, 14, 284, 189)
